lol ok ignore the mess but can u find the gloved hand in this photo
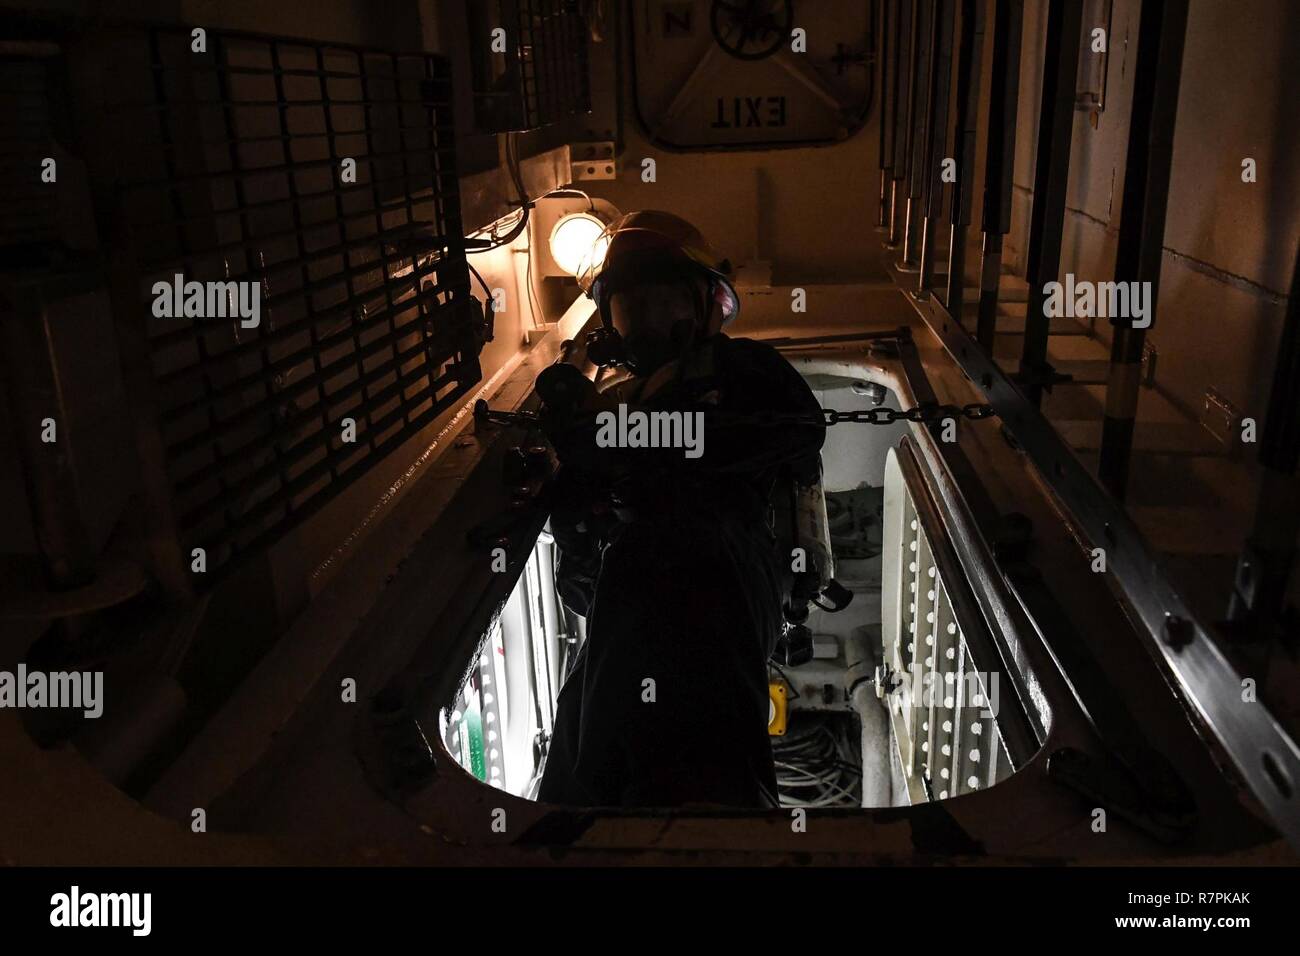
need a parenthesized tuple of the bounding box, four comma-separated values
(535, 363, 635, 482)
(535, 362, 597, 415)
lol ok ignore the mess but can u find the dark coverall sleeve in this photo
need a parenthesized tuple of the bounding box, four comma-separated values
(698, 336, 826, 484)
(546, 467, 605, 617)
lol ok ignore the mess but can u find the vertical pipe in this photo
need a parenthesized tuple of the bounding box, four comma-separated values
(887, 181, 901, 244)
(1018, 0, 1083, 406)
(945, 0, 983, 324)
(918, 0, 953, 294)
(846, 628, 893, 807)
(1097, 0, 1189, 497)
(901, 0, 933, 268)
(0, 283, 96, 589)
(975, 0, 1024, 351)
(878, 0, 894, 228)
(1259, 249, 1300, 476)
(888, 0, 913, 247)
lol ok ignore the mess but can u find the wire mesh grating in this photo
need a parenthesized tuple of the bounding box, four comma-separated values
(87, 27, 479, 586)
(473, 0, 591, 132)
(516, 0, 591, 130)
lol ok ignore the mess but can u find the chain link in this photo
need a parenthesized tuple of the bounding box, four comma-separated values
(725, 401, 997, 427)
(476, 399, 997, 429)
(827, 401, 997, 425)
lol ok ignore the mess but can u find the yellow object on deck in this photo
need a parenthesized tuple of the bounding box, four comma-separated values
(768, 681, 789, 737)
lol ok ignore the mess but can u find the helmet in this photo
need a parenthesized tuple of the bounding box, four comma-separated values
(576, 210, 740, 326)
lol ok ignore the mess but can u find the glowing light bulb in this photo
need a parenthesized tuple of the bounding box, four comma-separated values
(549, 213, 607, 276)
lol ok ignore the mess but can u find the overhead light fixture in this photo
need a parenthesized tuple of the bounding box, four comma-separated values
(548, 211, 609, 277)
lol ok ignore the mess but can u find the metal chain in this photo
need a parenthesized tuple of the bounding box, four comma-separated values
(475, 399, 996, 429)
(744, 402, 997, 427)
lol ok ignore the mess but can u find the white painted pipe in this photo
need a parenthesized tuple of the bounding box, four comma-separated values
(845, 625, 894, 807)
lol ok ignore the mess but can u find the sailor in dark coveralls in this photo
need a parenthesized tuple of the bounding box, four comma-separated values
(537, 211, 825, 808)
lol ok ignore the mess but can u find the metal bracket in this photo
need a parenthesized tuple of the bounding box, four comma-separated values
(874, 663, 902, 699)
(571, 141, 616, 180)
(474, 398, 539, 429)
(1203, 386, 1243, 448)
(1142, 340, 1158, 386)
(1011, 361, 1073, 393)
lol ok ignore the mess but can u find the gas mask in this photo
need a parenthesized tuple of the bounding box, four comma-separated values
(589, 273, 714, 377)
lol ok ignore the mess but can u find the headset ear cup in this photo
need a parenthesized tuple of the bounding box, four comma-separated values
(704, 279, 730, 334)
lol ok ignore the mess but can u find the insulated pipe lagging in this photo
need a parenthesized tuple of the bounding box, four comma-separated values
(845, 626, 893, 807)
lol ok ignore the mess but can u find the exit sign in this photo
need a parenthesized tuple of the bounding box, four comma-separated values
(712, 95, 788, 128)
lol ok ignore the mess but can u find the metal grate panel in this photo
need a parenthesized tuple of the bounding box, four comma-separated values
(881, 445, 1013, 803)
(83, 27, 479, 586)
(473, 0, 591, 132)
(517, 0, 591, 130)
